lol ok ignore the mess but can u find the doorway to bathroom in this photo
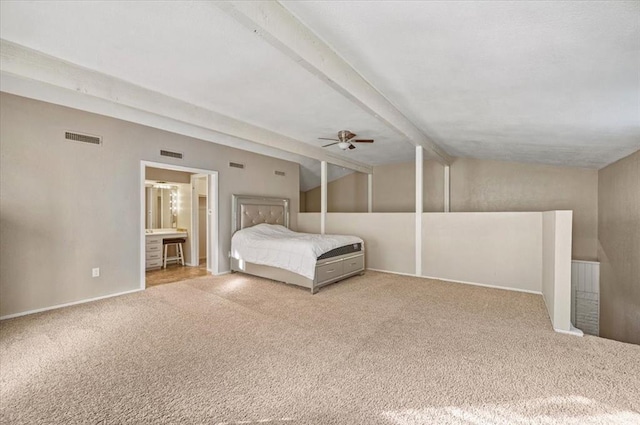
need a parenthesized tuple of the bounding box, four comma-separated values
(140, 161, 218, 289)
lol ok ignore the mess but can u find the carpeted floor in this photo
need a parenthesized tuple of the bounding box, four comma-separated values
(1, 271, 639, 425)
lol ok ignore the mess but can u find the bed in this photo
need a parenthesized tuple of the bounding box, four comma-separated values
(230, 195, 365, 293)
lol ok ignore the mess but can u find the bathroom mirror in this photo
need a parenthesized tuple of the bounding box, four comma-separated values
(145, 184, 178, 229)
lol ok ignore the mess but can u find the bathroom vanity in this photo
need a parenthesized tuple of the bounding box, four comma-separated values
(145, 229, 188, 270)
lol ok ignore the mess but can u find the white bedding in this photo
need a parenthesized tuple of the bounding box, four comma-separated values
(231, 224, 363, 280)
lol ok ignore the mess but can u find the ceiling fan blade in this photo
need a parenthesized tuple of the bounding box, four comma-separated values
(319, 137, 339, 141)
(322, 142, 339, 148)
(353, 139, 374, 143)
(348, 144, 356, 150)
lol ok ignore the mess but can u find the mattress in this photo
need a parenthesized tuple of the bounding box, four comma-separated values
(317, 242, 362, 260)
(231, 224, 363, 280)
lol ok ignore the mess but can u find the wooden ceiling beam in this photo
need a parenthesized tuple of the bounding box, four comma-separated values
(218, 1, 453, 165)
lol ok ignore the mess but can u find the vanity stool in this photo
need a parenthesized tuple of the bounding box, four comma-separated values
(163, 238, 186, 268)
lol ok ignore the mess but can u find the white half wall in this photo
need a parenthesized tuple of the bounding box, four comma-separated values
(543, 211, 575, 333)
(422, 213, 543, 293)
(297, 213, 321, 234)
(325, 213, 415, 274)
(296, 210, 575, 335)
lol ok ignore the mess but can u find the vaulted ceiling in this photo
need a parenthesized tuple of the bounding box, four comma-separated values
(1, 1, 638, 190)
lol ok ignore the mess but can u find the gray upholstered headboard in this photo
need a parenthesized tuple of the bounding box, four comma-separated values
(232, 195, 290, 233)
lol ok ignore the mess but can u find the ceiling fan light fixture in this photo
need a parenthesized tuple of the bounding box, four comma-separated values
(338, 141, 351, 150)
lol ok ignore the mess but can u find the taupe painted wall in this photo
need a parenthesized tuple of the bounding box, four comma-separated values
(146, 167, 192, 184)
(451, 158, 598, 261)
(598, 149, 640, 345)
(0, 93, 299, 317)
(304, 160, 444, 213)
(299, 191, 306, 213)
(373, 161, 444, 212)
(305, 172, 368, 212)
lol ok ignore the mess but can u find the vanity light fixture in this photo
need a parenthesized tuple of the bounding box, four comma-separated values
(170, 192, 178, 214)
(153, 183, 173, 190)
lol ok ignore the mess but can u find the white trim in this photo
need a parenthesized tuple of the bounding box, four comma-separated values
(208, 173, 219, 275)
(367, 173, 373, 213)
(415, 146, 423, 276)
(444, 165, 450, 213)
(217, 270, 232, 276)
(0, 289, 143, 320)
(571, 259, 600, 265)
(555, 325, 584, 337)
(420, 274, 543, 295)
(141, 161, 219, 290)
(366, 268, 416, 277)
(190, 174, 207, 267)
(320, 161, 327, 234)
(366, 268, 543, 295)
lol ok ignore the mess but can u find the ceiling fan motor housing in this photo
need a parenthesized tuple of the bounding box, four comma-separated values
(338, 130, 356, 142)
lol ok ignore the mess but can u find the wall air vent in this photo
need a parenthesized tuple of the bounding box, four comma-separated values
(65, 131, 102, 145)
(275, 170, 286, 176)
(160, 150, 183, 159)
(229, 162, 245, 169)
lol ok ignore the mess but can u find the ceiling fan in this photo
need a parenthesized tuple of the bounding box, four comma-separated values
(319, 130, 374, 150)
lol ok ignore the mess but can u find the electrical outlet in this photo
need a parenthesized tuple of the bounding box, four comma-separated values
(92, 268, 100, 278)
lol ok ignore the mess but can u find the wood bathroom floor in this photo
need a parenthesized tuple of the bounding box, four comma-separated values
(146, 260, 208, 288)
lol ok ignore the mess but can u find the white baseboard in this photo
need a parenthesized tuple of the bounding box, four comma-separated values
(366, 268, 416, 277)
(366, 268, 543, 295)
(0, 288, 143, 320)
(555, 325, 584, 337)
(215, 270, 232, 276)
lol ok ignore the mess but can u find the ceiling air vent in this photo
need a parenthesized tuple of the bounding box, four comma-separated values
(160, 150, 183, 159)
(229, 162, 245, 169)
(65, 131, 102, 145)
(275, 170, 286, 176)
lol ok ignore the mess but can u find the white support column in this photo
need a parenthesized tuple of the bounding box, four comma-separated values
(444, 165, 450, 213)
(321, 161, 327, 234)
(415, 146, 423, 276)
(367, 173, 373, 213)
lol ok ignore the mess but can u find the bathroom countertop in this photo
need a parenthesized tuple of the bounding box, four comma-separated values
(145, 229, 188, 237)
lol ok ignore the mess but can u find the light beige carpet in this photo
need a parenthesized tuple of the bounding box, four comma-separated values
(1, 271, 639, 425)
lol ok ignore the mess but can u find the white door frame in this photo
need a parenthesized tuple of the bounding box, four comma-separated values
(190, 174, 209, 269)
(140, 160, 219, 289)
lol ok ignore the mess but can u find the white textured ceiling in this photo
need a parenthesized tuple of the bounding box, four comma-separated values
(0, 0, 414, 192)
(283, 1, 640, 167)
(1, 1, 639, 191)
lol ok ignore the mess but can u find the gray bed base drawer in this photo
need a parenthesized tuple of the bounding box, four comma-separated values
(231, 251, 365, 294)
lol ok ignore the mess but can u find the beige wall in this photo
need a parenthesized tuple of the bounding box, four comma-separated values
(0, 93, 299, 317)
(299, 191, 306, 213)
(305, 172, 368, 212)
(304, 160, 444, 213)
(422, 212, 543, 292)
(146, 167, 192, 184)
(450, 158, 598, 261)
(598, 149, 640, 345)
(373, 161, 444, 212)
